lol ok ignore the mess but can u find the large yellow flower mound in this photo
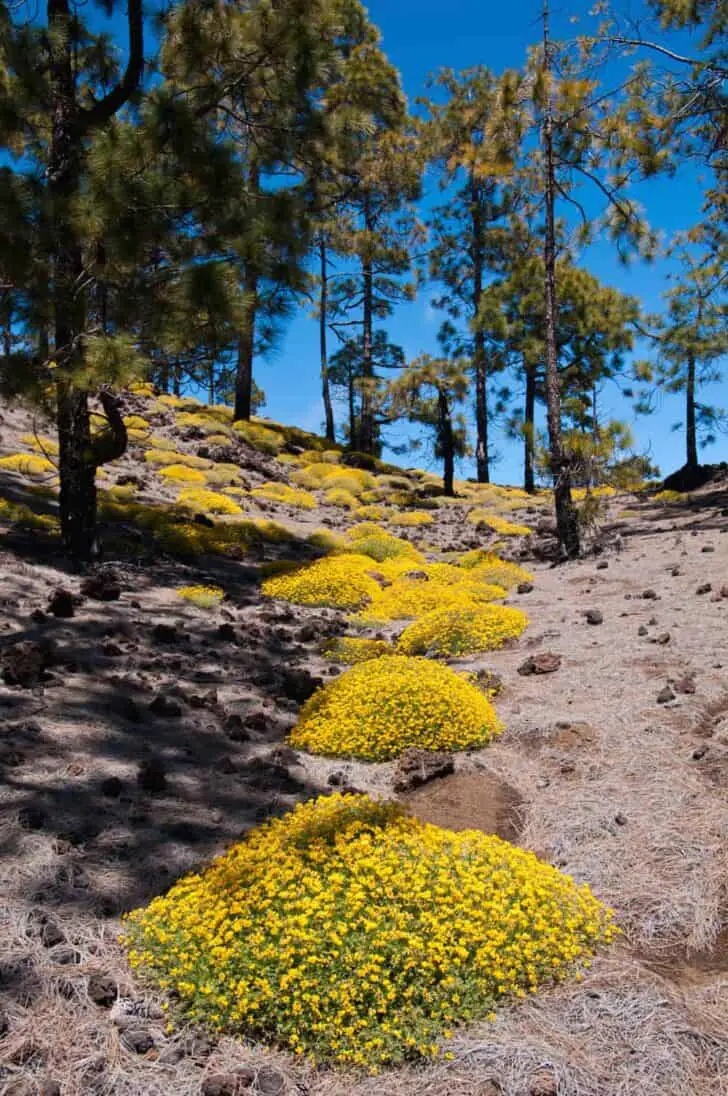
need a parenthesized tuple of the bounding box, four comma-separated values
(467, 510, 532, 536)
(398, 603, 528, 657)
(322, 636, 392, 664)
(355, 574, 505, 624)
(261, 553, 382, 610)
(290, 655, 502, 759)
(459, 550, 534, 589)
(341, 529, 423, 564)
(124, 794, 616, 1071)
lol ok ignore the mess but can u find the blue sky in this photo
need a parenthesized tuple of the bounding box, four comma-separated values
(260, 0, 726, 483)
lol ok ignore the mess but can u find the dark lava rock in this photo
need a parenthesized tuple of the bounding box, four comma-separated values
(280, 669, 322, 704)
(217, 623, 236, 642)
(584, 609, 603, 625)
(122, 1028, 155, 1054)
(268, 745, 299, 767)
(87, 974, 118, 1007)
(148, 693, 182, 718)
(656, 686, 675, 704)
(638, 625, 648, 636)
(101, 776, 123, 798)
(245, 758, 303, 794)
(327, 770, 348, 787)
(111, 694, 142, 722)
(151, 622, 179, 644)
(393, 747, 454, 793)
(696, 583, 712, 595)
(596, 561, 608, 570)
(137, 758, 167, 793)
(653, 632, 671, 645)
(80, 570, 121, 601)
(641, 589, 658, 600)
(517, 582, 534, 594)
(2, 639, 55, 688)
(47, 588, 76, 618)
(701, 545, 715, 553)
(518, 652, 562, 675)
(18, 806, 46, 831)
(201, 1071, 256, 1096)
(475, 669, 504, 696)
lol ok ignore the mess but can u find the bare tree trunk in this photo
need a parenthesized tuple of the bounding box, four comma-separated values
(542, 0, 579, 558)
(208, 359, 215, 406)
(438, 388, 455, 497)
(234, 263, 258, 422)
(318, 236, 335, 442)
(358, 194, 375, 454)
(686, 350, 698, 470)
(347, 360, 356, 448)
(524, 360, 536, 493)
(471, 173, 489, 483)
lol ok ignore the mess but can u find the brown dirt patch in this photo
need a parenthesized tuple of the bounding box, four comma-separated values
(401, 771, 523, 841)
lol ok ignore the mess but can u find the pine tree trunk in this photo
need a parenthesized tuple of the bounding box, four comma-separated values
(347, 361, 356, 448)
(208, 360, 215, 406)
(319, 237, 336, 442)
(524, 361, 536, 494)
(438, 388, 455, 497)
(542, 0, 579, 558)
(358, 195, 375, 454)
(471, 174, 489, 483)
(234, 264, 258, 422)
(686, 350, 698, 470)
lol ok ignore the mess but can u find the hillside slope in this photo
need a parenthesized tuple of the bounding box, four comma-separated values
(1, 390, 728, 1096)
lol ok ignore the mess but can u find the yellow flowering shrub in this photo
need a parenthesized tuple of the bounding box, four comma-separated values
(232, 420, 286, 455)
(159, 464, 208, 484)
(262, 554, 382, 610)
(467, 511, 532, 536)
(390, 510, 434, 527)
(353, 504, 386, 521)
(342, 531, 423, 564)
(0, 496, 59, 532)
(204, 465, 241, 487)
(291, 656, 502, 760)
(145, 449, 211, 469)
(398, 604, 528, 657)
(177, 411, 231, 435)
(292, 463, 375, 494)
(107, 483, 138, 501)
(653, 489, 689, 504)
(459, 551, 534, 589)
(0, 453, 56, 476)
(322, 636, 392, 664)
(355, 576, 505, 625)
(307, 528, 348, 551)
(19, 433, 59, 456)
(251, 483, 317, 509)
(203, 433, 235, 447)
(347, 521, 388, 539)
(124, 794, 616, 1070)
(123, 414, 150, 431)
(147, 434, 178, 452)
(177, 584, 224, 609)
(324, 487, 360, 509)
(128, 381, 156, 398)
(176, 488, 243, 515)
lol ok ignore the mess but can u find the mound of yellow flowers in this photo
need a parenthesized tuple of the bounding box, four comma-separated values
(322, 636, 392, 664)
(355, 573, 505, 624)
(458, 550, 534, 589)
(289, 655, 502, 759)
(261, 553, 382, 610)
(124, 794, 617, 1071)
(398, 603, 528, 657)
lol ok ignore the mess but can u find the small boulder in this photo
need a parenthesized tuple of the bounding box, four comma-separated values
(641, 589, 658, 600)
(201, 1071, 255, 1096)
(517, 582, 534, 594)
(696, 583, 712, 595)
(151, 622, 179, 644)
(148, 693, 182, 718)
(47, 588, 76, 618)
(122, 1028, 155, 1054)
(638, 625, 648, 636)
(393, 747, 454, 793)
(80, 570, 121, 602)
(596, 560, 608, 570)
(137, 758, 167, 793)
(584, 609, 603, 625)
(100, 776, 123, 798)
(517, 652, 561, 676)
(256, 1069, 286, 1096)
(87, 974, 118, 1008)
(2, 640, 55, 688)
(656, 686, 675, 704)
(280, 669, 322, 704)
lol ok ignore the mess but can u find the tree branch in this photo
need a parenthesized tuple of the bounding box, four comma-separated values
(81, 0, 144, 132)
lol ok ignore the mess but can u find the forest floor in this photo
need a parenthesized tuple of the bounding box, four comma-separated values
(1, 393, 728, 1096)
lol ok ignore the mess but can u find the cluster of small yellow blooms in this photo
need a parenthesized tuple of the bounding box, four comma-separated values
(324, 487, 360, 509)
(353, 505, 386, 520)
(106, 483, 138, 502)
(158, 464, 208, 484)
(467, 511, 533, 536)
(144, 448, 211, 470)
(298, 448, 341, 465)
(346, 521, 388, 539)
(652, 489, 689, 504)
(321, 636, 392, 664)
(292, 463, 376, 495)
(0, 453, 56, 477)
(389, 510, 434, 526)
(176, 411, 231, 435)
(123, 415, 151, 431)
(123, 794, 616, 1070)
(355, 574, 506, 625)
(290, 656, 503, 760)
(19, 433, 60, 456)
(341, 531, 423, 564)
(0, 496, 59, 533)
(262, 553, 382, 610)
(233, 421, 286, 454)
(204, 465, 242, 487)
(251, 483, 317, 509)
(177, 584, 225, 609)
(307, 528, 348, 551)
(572, 485, 616, 500)
(397, 604, 528, 657)
(458, 551, 534, 589)
(176, 488, 244, 516)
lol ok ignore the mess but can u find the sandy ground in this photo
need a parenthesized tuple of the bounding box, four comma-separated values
(1, 396, 728, 1096)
